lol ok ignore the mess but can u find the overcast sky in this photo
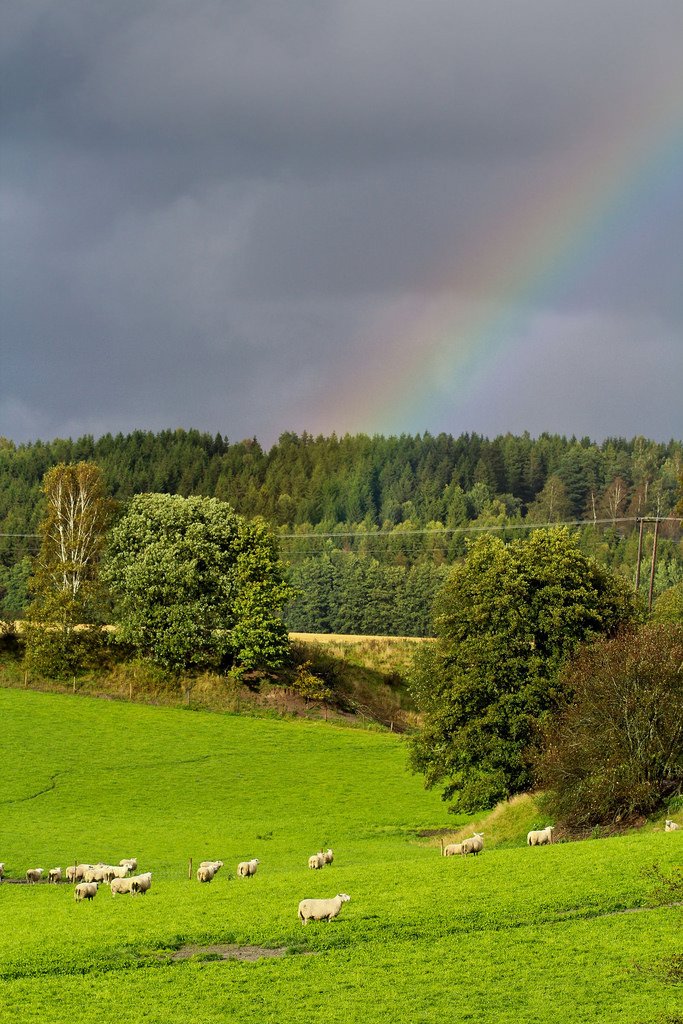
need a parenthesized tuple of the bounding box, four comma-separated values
(2, 0, 682, 446)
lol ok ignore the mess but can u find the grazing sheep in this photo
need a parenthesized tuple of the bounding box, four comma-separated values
(197, 865, 216, 883)
(443, 843, 463, 857)
(119, 858, 137, 871)
(298, 893, 351, 925)
(0, 863, 4, 880)
(109, 865, 132, 880)
(26, 868, 44, 884)
(200, 860, 223, 874)
(48, 867, 62, 884)
(72, 863, 96, 882)
(665, 820, 681, 832)
(110, 876, 136, 896)
(527, 826, 555, 847)
(83, 866, 109, 884)
(66, 866, 76, 883)
(94, 865, 130, 883)
(322, 848, 334, 865)
(461, 833, 484, 856)
(131, 872, 152, 895)
(74, 882, 98, 901)
(308, 853, 325, 870)
(237, 859, 259, 877)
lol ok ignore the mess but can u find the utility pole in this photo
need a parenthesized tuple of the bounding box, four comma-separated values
(635, 517, 644, 592)
(647, 518, 660, 614)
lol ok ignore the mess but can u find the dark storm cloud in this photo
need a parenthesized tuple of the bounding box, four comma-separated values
(1, 0, 682, 443)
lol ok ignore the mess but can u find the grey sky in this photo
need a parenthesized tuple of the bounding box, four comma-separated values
(2, 0, 681, 445)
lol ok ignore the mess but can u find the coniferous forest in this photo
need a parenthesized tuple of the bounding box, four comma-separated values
(0, 429, 681, 634)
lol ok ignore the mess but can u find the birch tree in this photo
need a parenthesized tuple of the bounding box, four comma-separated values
(37, 463, 111, 606)
(25, 463, 112, 675)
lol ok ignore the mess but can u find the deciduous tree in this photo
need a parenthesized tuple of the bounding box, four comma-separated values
(103, 493, 292, 673)
(409, 528, 636, 812)
(536, 625, 683, 826)
(24, 462, 112, 676)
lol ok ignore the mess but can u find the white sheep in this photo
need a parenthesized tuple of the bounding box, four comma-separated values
(103, 865, 131, 882)
(119, 858, 138, 871)
(48, 867, 62, 884)
(665, 820, 681, 831)
(110, 876, 136, 896)
(131, 872, 152, 895)
(0, 863, 4, 880)
(26, 868, 44, 884)
(74, 882, 98, 901)
(237, 859, 259, 877)
(322, 848, 334, 865)
(443, 842, 463, 857)
(200, 860, 223, 874)
(298, 893, 351, 925)
(461, 833, 484, 856)
(83, 866, 109, 884)
(72, 863, 96, 882)
(197, 865, 216, 883)
(308, 853, 325, 870)
(527, 826, 555, 846)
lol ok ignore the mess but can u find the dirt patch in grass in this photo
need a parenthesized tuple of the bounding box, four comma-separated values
(170, 944, 289, 962)
(1, 878, 64, 885)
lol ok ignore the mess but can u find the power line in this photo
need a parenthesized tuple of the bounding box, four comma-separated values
(277, 516, 682, 539)
(0, 516, 680, 542)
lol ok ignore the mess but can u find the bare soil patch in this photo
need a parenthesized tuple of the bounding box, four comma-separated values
(170, 944, 288, 962)
(1, 878, 63, 885)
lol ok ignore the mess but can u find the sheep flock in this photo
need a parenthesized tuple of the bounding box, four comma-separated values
(3, 817, 680, 928)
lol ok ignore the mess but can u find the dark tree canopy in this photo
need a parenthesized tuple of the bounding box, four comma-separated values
(409, 527, 637, 812)
(536, 624, 683, 826)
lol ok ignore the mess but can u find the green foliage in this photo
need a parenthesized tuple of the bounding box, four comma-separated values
(22, 624, 108, 680)
(285, 548, 447, 636)
(103, 494, 292, 673)
(0, 688, 681, 1023)
(0, 556, 32, 618)
(537, 625, 683, 826)
(290, 661, 333, 704)
(409, 527, 637, 812)
(652, 582, 683, 623)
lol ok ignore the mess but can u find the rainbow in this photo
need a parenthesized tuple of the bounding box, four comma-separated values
(312, 53, 683, 437)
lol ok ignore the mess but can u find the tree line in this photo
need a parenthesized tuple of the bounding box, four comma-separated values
(1, 429, 681, 629)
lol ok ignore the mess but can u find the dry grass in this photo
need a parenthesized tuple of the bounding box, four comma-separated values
(289, 632, 427, 644)
(427, 793, 549, 851)
(290, 632, 430, 681)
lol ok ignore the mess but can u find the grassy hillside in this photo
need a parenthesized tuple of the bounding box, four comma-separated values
(0, 629, 424, 730)
(1, 688, 680, 1023)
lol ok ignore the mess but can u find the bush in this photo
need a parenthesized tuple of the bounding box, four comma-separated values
(22, 625, 108, 680)
(536, 624, 683, 826)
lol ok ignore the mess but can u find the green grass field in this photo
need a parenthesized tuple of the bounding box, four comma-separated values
(1, 688, 680, 1023)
